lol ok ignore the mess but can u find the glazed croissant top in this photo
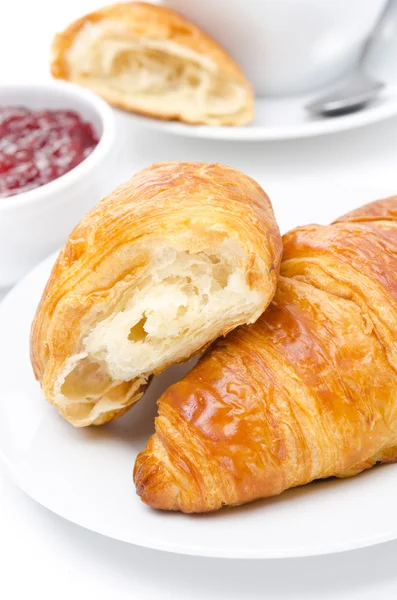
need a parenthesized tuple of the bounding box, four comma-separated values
(30, 162, 281, 427)
(134, 195, 397, 512)
(51, 2, 254, 126)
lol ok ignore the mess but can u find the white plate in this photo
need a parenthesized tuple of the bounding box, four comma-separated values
(2, 179, 397, 560)
(128, 84, 397, 141)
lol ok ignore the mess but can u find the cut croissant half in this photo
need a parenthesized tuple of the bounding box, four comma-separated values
(30, 162, 281, 427)
(50, 2, 254, 126)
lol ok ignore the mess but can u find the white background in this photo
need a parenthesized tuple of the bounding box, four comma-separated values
(3, 1, 397, 598)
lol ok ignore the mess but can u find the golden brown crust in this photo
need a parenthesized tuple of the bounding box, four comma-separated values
(31, 162, 281, 427)
(134, 195, 397, 512)
(334, 195, 397, 223)
(50, 2, 254, 125)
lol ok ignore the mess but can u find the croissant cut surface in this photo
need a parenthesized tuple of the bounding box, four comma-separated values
(134, 196, 397, 513)
(30, 162, 281, 427)
(51, 2, 254, 126)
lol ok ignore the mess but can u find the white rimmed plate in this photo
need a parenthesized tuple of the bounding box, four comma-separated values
(1, 179, 397, 559)
(128, 83, 397, 141)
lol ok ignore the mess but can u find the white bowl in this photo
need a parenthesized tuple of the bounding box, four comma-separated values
(0, 80, 116, 288)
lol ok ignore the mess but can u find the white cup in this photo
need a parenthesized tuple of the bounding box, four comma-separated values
(164, 0, 389, 97)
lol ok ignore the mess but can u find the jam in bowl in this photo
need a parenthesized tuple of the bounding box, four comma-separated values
(0, 80, 116, 288)
(0, 106, 99, 198)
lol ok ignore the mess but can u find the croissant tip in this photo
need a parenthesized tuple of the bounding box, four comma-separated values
(134, 449, 182, 512)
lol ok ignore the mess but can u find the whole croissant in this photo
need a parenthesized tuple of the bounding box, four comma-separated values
(134, 196, 397, 512)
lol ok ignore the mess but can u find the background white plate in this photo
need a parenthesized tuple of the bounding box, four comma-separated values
(128, 84, 397, 141)
(2, 179, 397, 560)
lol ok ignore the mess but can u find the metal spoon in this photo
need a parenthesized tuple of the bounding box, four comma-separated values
(306, 0, 394, 117)
(306, 72, 384, 117)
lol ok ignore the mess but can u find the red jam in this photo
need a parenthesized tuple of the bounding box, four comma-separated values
(0, 107, 99, 198)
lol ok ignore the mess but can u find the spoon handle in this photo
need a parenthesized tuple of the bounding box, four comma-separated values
(361, 0, 395, 63)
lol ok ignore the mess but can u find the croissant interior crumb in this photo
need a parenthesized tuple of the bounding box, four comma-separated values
(65, 21, 249, 124)
(55, 239, 262, 422)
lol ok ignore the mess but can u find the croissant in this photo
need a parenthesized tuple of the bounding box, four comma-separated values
(50, 2, 253, 126)
(30, 162, 281, 427)
(134, 196, 397, 513)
